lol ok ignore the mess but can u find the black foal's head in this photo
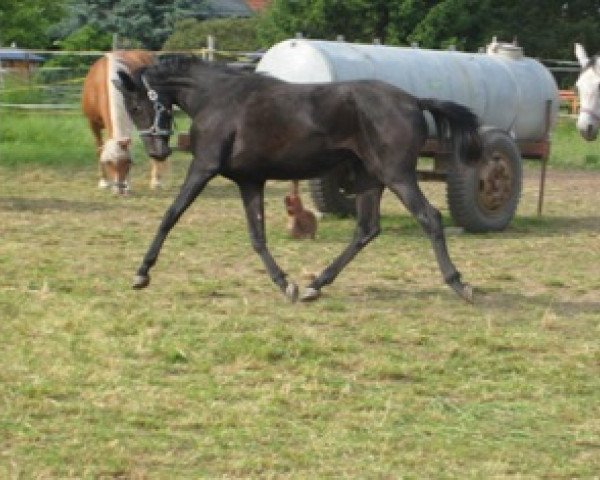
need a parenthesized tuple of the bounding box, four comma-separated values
(113, 67, 173, 160)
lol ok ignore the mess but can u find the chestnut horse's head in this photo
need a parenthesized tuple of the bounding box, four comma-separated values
(99, 137, 132, 193)
(113, 69, 173, 161)
(575, 43, 600, 141)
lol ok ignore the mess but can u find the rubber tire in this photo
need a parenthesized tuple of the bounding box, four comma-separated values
(309, 163, 357, 217)
(447, 129, 522, 233)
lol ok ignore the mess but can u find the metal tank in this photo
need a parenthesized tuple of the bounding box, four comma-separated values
(256, 39, 559, 233)
(256, 38, 559, 141)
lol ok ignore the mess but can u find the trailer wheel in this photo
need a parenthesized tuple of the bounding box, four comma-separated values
(309, 164, 357, 217)
(447, 129, 522, 233)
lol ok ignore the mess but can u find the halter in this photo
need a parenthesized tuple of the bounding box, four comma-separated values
(138, 75, 174, 138)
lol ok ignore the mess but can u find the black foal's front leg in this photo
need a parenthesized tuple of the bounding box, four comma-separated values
(132, 169, 215, 289)
(302, 181, 384, 301)
(238, 181, 299, 302)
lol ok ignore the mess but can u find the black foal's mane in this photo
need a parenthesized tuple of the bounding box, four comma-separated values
(152, 54, 249, 78)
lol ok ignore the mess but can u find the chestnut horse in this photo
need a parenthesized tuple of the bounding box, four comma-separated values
(82, 50, 168, 194)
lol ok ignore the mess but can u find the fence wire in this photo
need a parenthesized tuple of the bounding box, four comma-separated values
(0, 48, 580, 111)
(0, 47, 256, 111)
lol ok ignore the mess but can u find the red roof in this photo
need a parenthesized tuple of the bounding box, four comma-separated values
(245, 0, 270, 11)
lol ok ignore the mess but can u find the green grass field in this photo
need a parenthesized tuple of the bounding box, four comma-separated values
(1, 109, 599, 169)
(0, 111, 599, 478)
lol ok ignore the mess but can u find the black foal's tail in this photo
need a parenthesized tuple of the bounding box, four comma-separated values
(417, 98, 482, 164)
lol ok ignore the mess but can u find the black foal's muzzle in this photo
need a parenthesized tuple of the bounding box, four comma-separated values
(144, 136, 172, 160)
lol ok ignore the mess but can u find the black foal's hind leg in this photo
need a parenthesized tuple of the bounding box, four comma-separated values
(302, 179, 384, 301)
(132, 169, 215, 289)
(387, 174, 473, 302)
(238, 181, 299, 302)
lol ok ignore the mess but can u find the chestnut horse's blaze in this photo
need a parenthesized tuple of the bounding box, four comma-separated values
(82, 50, 168, 194)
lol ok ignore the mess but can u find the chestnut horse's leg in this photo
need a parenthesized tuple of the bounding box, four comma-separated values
(301, 175, 384, 301)
(132, 168, 216, 289)
(387, 173, 473, 303)
(238, 181, 299, 302)
(150, 159, 168, 189)
(89, 120, 109, 188)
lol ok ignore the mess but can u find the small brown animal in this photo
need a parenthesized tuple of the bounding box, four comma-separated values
(284, 181, 317, 239)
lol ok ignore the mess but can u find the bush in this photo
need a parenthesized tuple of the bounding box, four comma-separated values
(43, 25, 110, 75)
(57, 25, 113, 52)
(163, 17, 262, 53)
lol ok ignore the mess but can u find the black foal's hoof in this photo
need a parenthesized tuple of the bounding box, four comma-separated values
(451, 281, 474, 303)
(132, 274, 150, 289)
(285, 282, 299, 303)
(300, 286, 321, 302)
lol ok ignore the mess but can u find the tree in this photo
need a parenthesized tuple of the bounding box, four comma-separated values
(482, 0, 600, 59)
(56, 0, 206, 50)
(58, 25, 113, 51)
(0, 0, 67, 48)
(43, 25, 112, 75)
(256, 0, 600, 59)
(408, 0, 491, 50)
(257, 0, 438, 46)
(164, 17, 261, 52)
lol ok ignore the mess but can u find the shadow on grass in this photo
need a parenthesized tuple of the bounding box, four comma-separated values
(375, 214, 600, 239)
(505, 215, 600, 237)
(477, 289, 600, 316)
(0, 196, 107, 213)
(132, 181, 246, 200)
(360, 283, 599, 316)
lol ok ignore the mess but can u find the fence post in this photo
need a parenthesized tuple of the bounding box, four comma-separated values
(207, 35, 215, 62)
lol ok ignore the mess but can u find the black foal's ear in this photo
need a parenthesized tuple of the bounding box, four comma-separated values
(113, 70, 137, 92)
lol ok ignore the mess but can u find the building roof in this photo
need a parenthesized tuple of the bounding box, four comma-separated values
(245, 0, 270, 11)
(0, 49, 44, 62)
(200, 0, 253, 17)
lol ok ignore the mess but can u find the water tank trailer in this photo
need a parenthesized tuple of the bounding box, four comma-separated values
(256, 38, 559, 232)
